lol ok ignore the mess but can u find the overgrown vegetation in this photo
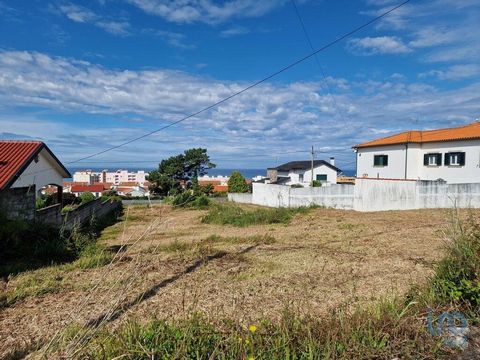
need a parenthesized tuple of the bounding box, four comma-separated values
(0, 205, 122, 278)
(201, 203, 314, 227)
(73, 210, 480, 359)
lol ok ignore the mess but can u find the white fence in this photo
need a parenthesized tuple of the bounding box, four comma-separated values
(228, 179, 480, 212)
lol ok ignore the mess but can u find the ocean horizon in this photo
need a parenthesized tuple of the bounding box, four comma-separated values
(67, 167, 356, 180)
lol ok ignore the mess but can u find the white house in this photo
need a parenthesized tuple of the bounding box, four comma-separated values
(353, 122, 480, 184)
(0, 140, 71, 201)
(73, 169, 147, 186)
(266, 159, 340, 186)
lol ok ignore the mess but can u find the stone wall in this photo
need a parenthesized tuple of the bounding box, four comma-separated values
(0, 186, 36, 221)
(36, 198, 122, 229)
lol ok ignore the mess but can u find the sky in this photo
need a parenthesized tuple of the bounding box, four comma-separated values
(0, 0, 479, 171)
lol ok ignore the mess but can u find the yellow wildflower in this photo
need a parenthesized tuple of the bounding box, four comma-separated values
(245, 339, 250, 345)
(249, 324, 257, 333)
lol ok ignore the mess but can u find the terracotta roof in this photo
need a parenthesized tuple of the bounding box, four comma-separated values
(93, 182, 114, 190)
(354, 122, 480, 148)
(213, 185, 228, 193)
(0, 141, 44, 190)
(71, 184, 105, 193)
(119, 181, 138, 186)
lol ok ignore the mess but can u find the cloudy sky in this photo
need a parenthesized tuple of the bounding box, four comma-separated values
(0, 0, 478, 171)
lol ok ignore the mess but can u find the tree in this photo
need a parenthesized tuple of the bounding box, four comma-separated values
(228, 171, 249, 193)
(149, 148, 216, 196)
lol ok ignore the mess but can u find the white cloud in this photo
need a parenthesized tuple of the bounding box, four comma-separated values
(125, 0, 286, 24)
(220, 26, 250, 37)
(146, 30, 195, 49)
(348, 36, 411, 55)
(419, 64, 480, 81)
(56, 3, 131, 36)
(0, 50, 479, 168)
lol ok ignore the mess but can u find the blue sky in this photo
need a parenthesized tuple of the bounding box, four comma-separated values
(0, 0, 479, 171)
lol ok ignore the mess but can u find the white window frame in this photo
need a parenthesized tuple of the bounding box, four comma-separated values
(428, 154, 438, 166)
(449, 153, 460, 166)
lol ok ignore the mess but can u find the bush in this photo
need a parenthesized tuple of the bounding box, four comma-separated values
(171, 192, 211, 209)
(80, 191, 96, 204)
(312, 180, 322, 187)
(432, 218, 480, 307)
(202, 203, 312, 227)
(228, 171, 249, 193)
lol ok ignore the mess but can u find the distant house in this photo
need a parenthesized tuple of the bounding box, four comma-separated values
(0, 141, 71, 202)
(353, 122, 480, 183)
(70, 184, 105, 198)
(266, 159, 341, 186)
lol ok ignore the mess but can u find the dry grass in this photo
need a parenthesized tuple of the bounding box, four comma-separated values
(0, 203, 471, 358)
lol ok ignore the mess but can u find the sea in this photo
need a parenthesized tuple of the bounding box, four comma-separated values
(67, 167, 356, 181)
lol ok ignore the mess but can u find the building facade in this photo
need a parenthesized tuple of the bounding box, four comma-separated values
(267, 159, 340, 186)
(73, 169, 147, 186)
(354, 122, 480, 184)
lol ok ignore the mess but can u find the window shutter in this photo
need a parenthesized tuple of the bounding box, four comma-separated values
(444, 153, 450, 166)
(459, 152, 465, 166)
(436, 153, 442, 166)
(384, 155, 388, 166)
(424, 154, 429, 166)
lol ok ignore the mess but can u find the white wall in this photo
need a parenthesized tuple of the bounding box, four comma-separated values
(228, 193, 253, 204)
(353, 178, 417, 211)
(12, 149, 65, 197)
(357, 140, 480, 184)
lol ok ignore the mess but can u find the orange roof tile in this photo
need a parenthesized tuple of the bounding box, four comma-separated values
(354, 122, 480, 149)
(71, 184, 105, 193)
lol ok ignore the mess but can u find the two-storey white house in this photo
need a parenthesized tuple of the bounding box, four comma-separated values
(353, 122, 480, 184)
(266, 159, 340, 186)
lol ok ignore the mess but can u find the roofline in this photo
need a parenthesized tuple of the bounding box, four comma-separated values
(352, 136, 480, 149)
(3, 143, 71, 190)
(268, 160, 341, 173)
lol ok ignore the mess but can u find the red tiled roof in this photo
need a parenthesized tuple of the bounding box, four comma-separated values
(213, 185, 228, 193)
(354, 122, 480, 148)
(0, 141, 43, 190)
(71, 184, 105, 193)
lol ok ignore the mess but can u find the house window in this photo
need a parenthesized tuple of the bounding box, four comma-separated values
(373, 155, 388, 167)
(299, 174, 304, 182)
(445, 152, 465, 166)
(316, 174, 327, 182)
(424, 153, 442, 166)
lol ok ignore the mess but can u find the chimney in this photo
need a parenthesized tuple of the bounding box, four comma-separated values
(329, 157, 335, 166)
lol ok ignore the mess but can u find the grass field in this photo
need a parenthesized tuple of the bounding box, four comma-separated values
(0, 203, 477, 358)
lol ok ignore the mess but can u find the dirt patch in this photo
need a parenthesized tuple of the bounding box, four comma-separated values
(0, 204, 472, 358)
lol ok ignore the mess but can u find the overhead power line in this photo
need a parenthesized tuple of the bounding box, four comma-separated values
(67, 0, 411, 164)
(289, 0, 347, 123)
(19, 0, 410, 178)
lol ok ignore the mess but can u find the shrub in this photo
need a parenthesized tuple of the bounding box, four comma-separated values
(228, 171, 249, 193)
(80, 191, 96, 204)
(202, 203, 311, 227)
(312, 180, 322, 187)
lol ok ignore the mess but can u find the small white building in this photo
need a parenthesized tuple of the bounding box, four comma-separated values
(266, 159, 340, 186)
(0, 140, 71, 200)
(353, 122, 480, 184)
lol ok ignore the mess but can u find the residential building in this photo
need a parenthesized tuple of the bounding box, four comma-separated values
(72, 169, 147, 186)
(353, 122, 480, 183)
(266, 159, 340, 186)
(0, 140, 71, 202)
(70, 184, 105, 198)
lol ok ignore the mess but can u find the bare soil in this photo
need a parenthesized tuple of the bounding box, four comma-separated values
(0, 204, 470, 358)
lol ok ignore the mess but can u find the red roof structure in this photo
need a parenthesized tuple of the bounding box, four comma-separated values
(71, 184, 105, 193)
(0, 141, 72, 190)
(354, 122, 480, 149)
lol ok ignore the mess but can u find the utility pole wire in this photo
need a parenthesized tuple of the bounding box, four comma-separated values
(65, 0, 411, 164)
(289, 0, 347, 124)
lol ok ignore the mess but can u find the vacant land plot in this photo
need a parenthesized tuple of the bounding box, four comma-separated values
(0, 204, 471, 358)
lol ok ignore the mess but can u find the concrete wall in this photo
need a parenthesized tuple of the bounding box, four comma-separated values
(228, 193, 253, 204)
(0, 186, 36, 221)
(290, 185, 354, 209)
(234, 179, 480, 212)
(353, 178, 417, 211)
(252, 183, 291, 207)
